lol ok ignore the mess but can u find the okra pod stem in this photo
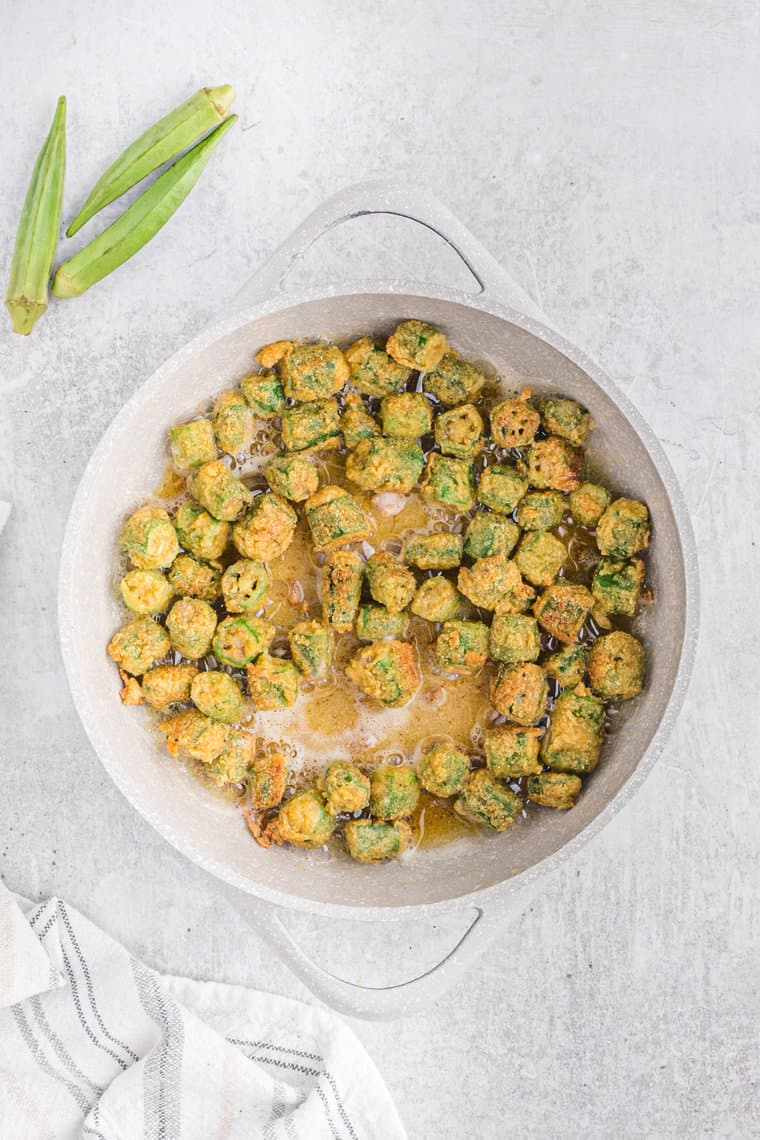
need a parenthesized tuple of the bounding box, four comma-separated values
(66, 84, 235, 237)
(5, 97, 66, 335)
(52, 114, 236, 299)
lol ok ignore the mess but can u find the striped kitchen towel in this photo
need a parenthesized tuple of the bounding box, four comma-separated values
(0, 884, 406, 1139)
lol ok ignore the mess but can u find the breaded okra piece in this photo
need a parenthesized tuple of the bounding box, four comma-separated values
(288, 620, 333, 678)
(568, 482, 611, 528)
(476, 465, 528, 514)
(321, 550, 364, 632)
(344, 819, 412, 862)
(233, 494, 298, 562)
(264, 452, 319, 503)
(484, 724, 542, 777)
(541, 397, 592, 447)
(221, 559, 269, 612)
(596, 498, 650, 558)
(160, 708, 228, 762)
(405, 532, 463, 570)
(212, 390, 251, 455)
(365, 552, 416, 613)
(463, 512, 520, 559)
(141, 663, 198, 708)
(520, 437, 584, 492)
(122, 505, 179, 570)
(369, 764, 420, 820)
(187, 460, 253, 522)
(544, 643, 588, 689)
(423, 353, 484, 405)
(488, 614, 541, 664)
(434, 620, 489, 673)
(526, 771, 582, 810)
(355, 605, 408, 641)
(490, 662, 548, 725)
(346, 437, 425, 494)
(190, 670, 247, 724)
(340, 393, 381, 450)
(588, 630, 645, 700)
(107, 617, 170, 675)
(533, 583, 594, 643)
(169, 418, 217, 470)
(380, 392, 433, 439)
(207, 729, 257, 787)
(417, 741, 469, 797)
(281, 397, 341, 452)
(457, 552, 526, 611)
(168, 554, 221, 601)
(515, 491, 566, 532)
(321, 760, 371, 815)
(541, 685, 605, 774)
(120, 569, 173, 615)
(279, 342, 348, 401)
(387, 320, 449, 372)
(248, 750, 287, 809)
(271, 790, 334, 848)
(345, 337, 410, 397)
(434, 403, 485, 458)
(591, 557, 645, 617)
(345, 640, 421, 707)
(305, 485, 371, 550)
(489, 391, 540, 448)
(410, 577, 462, 623)
(246, 655, 300, 710)
(419, 453, 475, 511)
(454, 769, 522, 831)
(174, 503, 230, 561)
(240, 371, 285, 418)
(166, 598, 217, 659)
(514, 531, 568, 587)
(213, 615, 274, 667)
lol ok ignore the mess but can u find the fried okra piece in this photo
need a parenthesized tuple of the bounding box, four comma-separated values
(544, 643, 588, 688)
(160, 708, 228, 762)
(122, 506, 179, 570)
(405, 532, 463, 570)
(321, 760, 371, 815)
(213, 616, 274, 667)
(489, 391, 540, 448)
(174, 503, 230, 561)
(322, 550, 363, 631)
(288, 620, 333, 677)
(346, 437, 425, 494)
(463, 512, 520, 559)
(418, 741, 469, 797)
(240, 371, 285, 418)
(365, 552, 416, 612)
(107, 617, 170, 675)
(204, 730, 255, 786)
(520, 437, 584, 492)
(423, 353, 484, 406)
(489, 614, 541, 664)
(191, 670, 247, 724)
(515, 491, 566, 532)
(249, 750, 287, 809)
(542, 685, 605, 773)
(410, 577, 462, 623)
(273, 790, 334, 849)
(476, 465, 528, 514)
(514, 531, 568, 587)
(169, 418, 217, 470)
(420, 454, 475, 511)
(457, 553, 519, 611)
(454, 769, 521, 831)
(264, 453, 319, 503)
(233, 494, 298, 562)
(345, 337, 410, 397)
(221, 559, 269, 612)
(490, 663, 548, 725)
(434, 403, 485, 458)
(526, 772, 582, 810)
(188, 460, 252, 523)
(212, 390, 252, 455)
(386, 320, 449, 372)
(588, 630, 645, 700)
(166, 598, 217, 659)
(370, 764, 420, 820)
(541, 397, 592, 446)
(569, 482, 611, 528)
(246, 655, 300, 710)
(280, 342, 349, 401)
(256, 340, 292, 369)
(168, 554, 221, 601)
(380, 392, 433, 439)
(281, 397, 341, 453)
(435, 620, 489, 673)
(596, 497, 650, 558)
(305, 485, 371, 550)
(356, 605, 408, 640)
(345, 640, 421, 707)
(120, 569, 173, 615)
(534, 583, 594, 643)
(141, 663, 198, 708)
(591, 557, 645, 617)
(340, 393, 381, 450)
(344, 819, 411, 863)
(484, 724, 542, 777)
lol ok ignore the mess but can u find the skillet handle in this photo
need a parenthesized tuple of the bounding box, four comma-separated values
(235, 178, 548, 323)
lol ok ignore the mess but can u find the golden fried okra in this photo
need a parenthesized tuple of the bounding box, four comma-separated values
(520, 437, 584, 492)
(420, 454, 475, 511)
(212, 390, 252, 455)
(541, 397, 591, 447)
(380, 392, 433, 439)
(355, 605, 408, 640)
(249, 750, 287, 809)
(305, 485, 371, 550)
(484, 724, 542, 777)
(122, 506, 179, 570)
(526, 771, 582, 810)
(346, 437, 425, 494)
(588, 630, 645, 700)
(405, 532, 463, 570)
(344, 819, 411, 863)
(174, 503, 230, 561)
(591, 557, 645, 617)
(168, 554, 221, 601)
(410, 577, 462, 623)
(166, 598, 217, 659)
(221, 559, 269, 612)
(418, 741, 469, 797)
(515, 491, 566, 532)
(107, 617, 170, 675)
(387, 320, 448, 372)
(541, 685, 605, 773)
(321, 550, 363, 631)
(345, 640, 421, 707)
(454, 769, 521, 831)
(370, 764, 420, 820)
(160, 708, 228, 762)
(213, 615, 274, 667)
(457, 553, 524, 611)
(120, 569, 173, 615)
(321, 760, 370, 815)
(435, 620, 489, 673)
(246, 655, 301, 710)
(345, 337, 410, 397)
(365, 552, 416, 613)
(340, 393, 381, 450)
(256, 340, 292, 369)
(533, 583, 594, 643)
(188, 460, 253, 523)
(141, 663, 198, 708)
(596, 497, 650, 558)
(544, 643, 588, 688)
(476, 465, 528, 514)
(281, 397, 341, 452)
(280, 342, 348, 401)
(169, 418, 217, 470)
(490, 662, 548, 725)
(423, 352, 484, 405)
(434, 404, 485, 458)
(463, 512, 520, 559)
(489, 391, 540, 448)
(206, 729, 256, 786)
(568, 482, 610, 527)
(233, 494, 298, 562)
(264, 453, 319, 502)
(489, 614, 541, 663)
(240, 371, 285, 418)
(288, 620, 332, 677)
(273, 790, 334, 848)
(514, 531, 568, 587)
(191, 670, 247, 723)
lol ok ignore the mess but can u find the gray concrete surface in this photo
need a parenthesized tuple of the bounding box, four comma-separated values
(1, 1, 757, 1135)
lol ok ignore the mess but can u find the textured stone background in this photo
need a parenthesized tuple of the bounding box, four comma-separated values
(1, 1, 757, 1135)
